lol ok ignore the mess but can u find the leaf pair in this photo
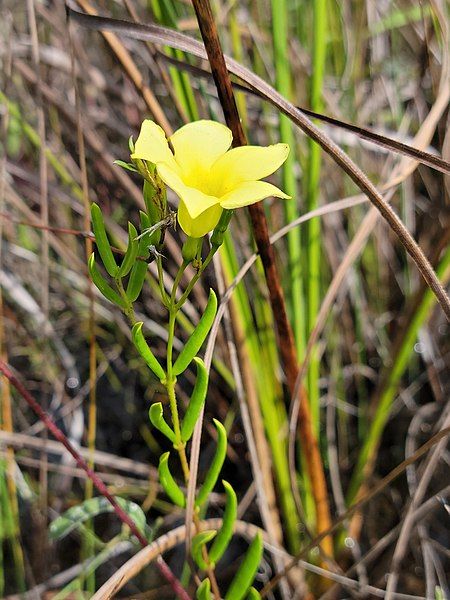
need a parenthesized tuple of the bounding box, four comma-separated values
(157, 419, 226, 509)
(89, 203, 145, 306)
(196, 532, 263, 600)
(192, 481, 236, 570)
(132, 289, 216, 383)
(149, 357, 208, 442)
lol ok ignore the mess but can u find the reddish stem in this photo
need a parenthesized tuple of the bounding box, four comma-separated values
(0, 359, 191, 600)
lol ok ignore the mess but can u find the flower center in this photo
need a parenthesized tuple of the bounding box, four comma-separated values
(180, 164, 225, 198)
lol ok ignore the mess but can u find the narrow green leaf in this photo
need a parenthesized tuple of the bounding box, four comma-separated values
(246, 588, 261, 599)
(158, 452, 185, 508)
(149, 402, 175, 443)
(196, 419, 227, 507)
(126, 261, 148, 303)
(225, 533, 263, 600)
(181, 357, 208, 442)
(126, 212, 152, 302)
(143, 180, 162, 243)
(173, 289, 217, 376)
(118, 222, 139, 277)
(128, 135, 135, 153)
(209, 481, 237, 564)
(113, 159, 138, 173)
(49, 496, 146, 540)
(192, 530, 216, 570)
(88, 254, 126, 308)
(138, 210, 152, 255)
(196, 578, 212, 600)
(91, 203, 118, 277)
(132, 322, 166, 382)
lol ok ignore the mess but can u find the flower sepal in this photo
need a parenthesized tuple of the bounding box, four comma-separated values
(182, 236, 203, 264)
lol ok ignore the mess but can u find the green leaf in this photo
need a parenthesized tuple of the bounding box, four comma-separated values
(196, 419, 227, 507)
(132, 322, 166, 382)
(173, 289, 218, 376)
(192, 530, 217, 570)
(91, 203, 118, 277)
(196, 578, 212, 600)
(143, 180, 161, 239)
(118, 222, 139, 277)
(181, 357, 208, 442)
(126, 261, 148, 303)
(128, 135, 135, 153)
(113, 159, 138, 173)
(225, 533, 263, 600)
(209, 481, 237, 564)
(49, 496, 146, 540)
(88, 254, 126, 308)
(149, 402, 175, 443)
(246, 588, 261, 599)
(158, 452, 185, 508)
(138, 210, 152, 256)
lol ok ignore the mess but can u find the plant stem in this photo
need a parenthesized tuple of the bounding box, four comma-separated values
(163, 256, 220, 599)
(116, 276, 135, 324)
(157, 255, 170, 307)
(175, 248, 216, 310)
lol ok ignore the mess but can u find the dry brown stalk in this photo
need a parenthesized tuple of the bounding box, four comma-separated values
(190, 0, 333, 558)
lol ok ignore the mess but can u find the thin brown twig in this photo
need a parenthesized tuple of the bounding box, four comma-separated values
(27, 0, 50, 521)
(67, 14, 99, 586)
(0, 359, 191, 600)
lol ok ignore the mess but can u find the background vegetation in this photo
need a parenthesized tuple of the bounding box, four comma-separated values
(0, 0, 449, 597)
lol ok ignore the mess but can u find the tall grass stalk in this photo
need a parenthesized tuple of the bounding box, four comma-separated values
(70, 30, 97, 593)
(221, 232, 300, 551)
(271, 0, 305, 356)
(306, 0, 327, 434)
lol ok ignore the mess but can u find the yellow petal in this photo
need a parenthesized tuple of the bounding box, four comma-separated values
(170, 120, 232, 186)
(157, 163, 220, 219)
(219, 180, 290, 210)
(131, 120, 179, 171)
(178, 201, 223, 238)
(211, 144, 290, 194)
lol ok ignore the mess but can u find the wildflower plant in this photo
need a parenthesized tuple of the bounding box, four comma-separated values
(88, 119, 289, 598)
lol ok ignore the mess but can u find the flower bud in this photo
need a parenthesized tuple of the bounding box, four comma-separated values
(182, 236, 202, 263)
(210, 209, 234, 248)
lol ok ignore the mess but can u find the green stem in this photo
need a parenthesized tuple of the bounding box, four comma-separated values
(271, 0, 305, 356)
(171, 260, 189, 306)
(115, 277, 135, 324)
(157, 255, 170, 307)
(307, 0, 327, 436)
(175, 248, 216, 310)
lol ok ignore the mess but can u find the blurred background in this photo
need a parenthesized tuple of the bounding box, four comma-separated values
(0, 0, 449, 597)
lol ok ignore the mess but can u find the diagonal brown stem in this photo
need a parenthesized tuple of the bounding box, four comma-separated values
(191, 0, 333, 557)
(0, 360, 191, 600)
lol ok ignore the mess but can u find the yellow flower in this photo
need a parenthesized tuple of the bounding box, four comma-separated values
(132, 120, 290, 238)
